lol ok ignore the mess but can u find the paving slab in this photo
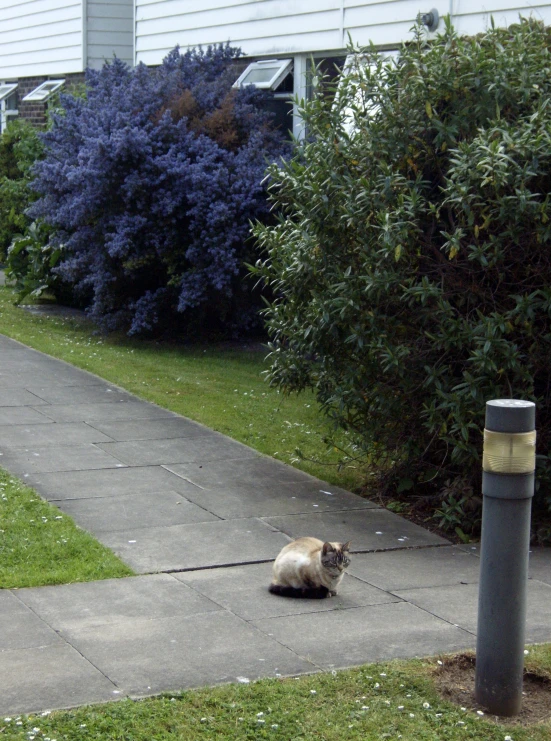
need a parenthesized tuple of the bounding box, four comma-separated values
(394, 580, 551, 642)
(62, 610, 316, 696)
(35, 401, 177, 424)
(528, 547, 551, 585)
(167, 479, 376, 519)
(27, 384, 137, 405)
(0, 591, 63, 651)
(348, 546, 481, 591)
(87, 416, 211, 441)
(97, 435, 259, 466)
(0, 407, 53, 425)
(0, 366, 103, 388)
(263, 510, 449, 551)
(0, 443, 127, 475)
(25, 465, 201, 501)
(176, 563, 401, 621)
(0, 643, 123, 716)
(0, 333, 24, 349)
(165, 456, 317, 487)
(99, 518, 292, 573)
(56, 489, 220, 533)
(0, 421, 115, 448)
(17, 574, 223, 633)
(251, 601, 476, 670)
(0, 372, 67, 388)
(0, 389, 48, 407)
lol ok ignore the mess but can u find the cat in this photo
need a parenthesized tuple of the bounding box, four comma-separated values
(269, 537, 351, 599)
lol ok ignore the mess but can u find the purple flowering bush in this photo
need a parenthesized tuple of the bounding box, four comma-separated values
(29, 45, 288, 336)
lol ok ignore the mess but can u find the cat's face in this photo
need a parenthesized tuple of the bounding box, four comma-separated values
(321, 541, 351, 574)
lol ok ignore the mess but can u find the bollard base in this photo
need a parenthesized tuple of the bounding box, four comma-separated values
(475, 678, 523, 717)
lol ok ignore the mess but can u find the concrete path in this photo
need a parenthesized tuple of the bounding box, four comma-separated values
(0, 332, 550, 716)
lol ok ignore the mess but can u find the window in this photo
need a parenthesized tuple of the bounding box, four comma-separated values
(23, 79, 64, 102)
(0, 83, 18, 133)
(337, 51, 399, 133)
(233, 59, 292, 90)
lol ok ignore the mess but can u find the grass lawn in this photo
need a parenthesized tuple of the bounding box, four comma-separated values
(0, 467, 133, 588)
(0, 285, 365, 491)
(2, 650, 550, 740)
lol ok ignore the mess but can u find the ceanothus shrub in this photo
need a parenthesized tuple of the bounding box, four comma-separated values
(30, 44, 288, 336)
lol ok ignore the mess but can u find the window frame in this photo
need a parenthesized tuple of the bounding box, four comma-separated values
(22, 79, 65, 102)
(232, 59, 293, 91)
(0, 82, 18, 133)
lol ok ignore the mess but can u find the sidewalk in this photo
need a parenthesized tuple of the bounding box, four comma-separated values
(0, 331, 550, 716)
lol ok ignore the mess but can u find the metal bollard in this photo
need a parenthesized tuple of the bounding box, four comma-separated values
(475, 399, 536, 716)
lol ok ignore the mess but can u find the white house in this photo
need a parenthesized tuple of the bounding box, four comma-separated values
(0, 0, 133, 130)
(1, 0, 550, 133)
(134, 0, 551, 136)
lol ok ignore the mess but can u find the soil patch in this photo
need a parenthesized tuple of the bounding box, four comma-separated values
(433, 653, 551, 726)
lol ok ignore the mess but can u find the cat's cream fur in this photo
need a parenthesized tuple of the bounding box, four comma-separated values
(269, 536, 351, 599)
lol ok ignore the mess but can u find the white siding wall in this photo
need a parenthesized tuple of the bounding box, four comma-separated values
(87, 0, 134, 69)
(136, 0, 551, 64)
(0, 0, 83, 78)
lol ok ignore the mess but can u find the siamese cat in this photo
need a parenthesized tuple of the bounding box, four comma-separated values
(269, 537, 351, 599)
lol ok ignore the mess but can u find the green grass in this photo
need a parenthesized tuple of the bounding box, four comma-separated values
(2, 653, 549, 740)
(0, 285, 365, 491)
(0, 467, 133, 588)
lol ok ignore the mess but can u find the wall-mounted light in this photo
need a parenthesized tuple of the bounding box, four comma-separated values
(418, 9, 440, 31)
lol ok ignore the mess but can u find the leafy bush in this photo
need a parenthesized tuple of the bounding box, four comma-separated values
(6, 220, 74, 304)
(0, 120, 43, 261)
(29, 44, 288, 336)
(252, 19, 551, 529)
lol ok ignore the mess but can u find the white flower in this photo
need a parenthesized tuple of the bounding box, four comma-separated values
(271, 724, 279, 729)
(423, 702, 430, 709)
(310, 690, 317, 695)
(477, 710, 484, 716)
(257, 712, 264, 717)
(504, 736, 513, 740)
(409, 713, 415, 718)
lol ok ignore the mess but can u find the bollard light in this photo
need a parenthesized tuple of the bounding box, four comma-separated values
(483, 429, 536, 474)
(475, 399, 536, 716)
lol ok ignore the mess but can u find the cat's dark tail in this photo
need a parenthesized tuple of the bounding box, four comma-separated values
(269, 583, 329, 599)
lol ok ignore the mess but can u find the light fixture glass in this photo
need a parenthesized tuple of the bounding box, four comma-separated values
(482, 429, 536, 474)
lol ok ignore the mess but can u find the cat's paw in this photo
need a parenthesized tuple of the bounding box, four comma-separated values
(329, 590, 337, 597)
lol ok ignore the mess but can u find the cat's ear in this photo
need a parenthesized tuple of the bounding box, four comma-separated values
(342, 541, 351, 552)
(322, 542, 335, 555)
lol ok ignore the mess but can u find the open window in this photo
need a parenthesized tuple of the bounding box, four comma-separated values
(0, 83, 18, 133)
(232, 59, 292, 90)
(23, 79, 65, 102)
(336, 51, 399, 134)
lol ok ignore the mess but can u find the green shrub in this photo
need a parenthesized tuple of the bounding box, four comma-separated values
(0, 120, 43, 261)
(252, 18, 551, 533)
